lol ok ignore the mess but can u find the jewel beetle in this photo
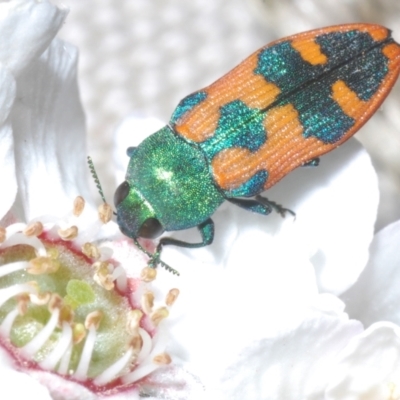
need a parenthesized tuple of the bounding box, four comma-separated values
(114, 23, 400, 271)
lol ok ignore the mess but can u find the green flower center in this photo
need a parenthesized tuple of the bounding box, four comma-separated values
(0, 200, 177, 393)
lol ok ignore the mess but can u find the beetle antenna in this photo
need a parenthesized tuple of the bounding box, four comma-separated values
(133, 238, 180, 276)
(87, 156, 107, 204)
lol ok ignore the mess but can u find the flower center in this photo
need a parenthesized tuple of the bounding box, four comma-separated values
(0, 198, 177, 394)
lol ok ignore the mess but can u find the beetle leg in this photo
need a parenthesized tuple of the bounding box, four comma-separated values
(228, 196, 295, 218)
(147, 219, 215, 271)
(228, 198, 272, 215)
(302, 157, 320, 167)
(255, 195, 295, 218)
(158, 218, 214, 249)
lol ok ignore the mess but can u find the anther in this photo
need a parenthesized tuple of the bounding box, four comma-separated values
(140, 267, 157, 282)
(48, 294, 64, 312)
(23, 221, 43, 237)
(82, 242, 101, 259)
(150, 307, 169, 326)
(30, 291, 51, 305)
(141, 292, 154, 315)
(166, 288, 180, 307)
(93, 261, 115, 290)
(59, 304, 74, 325)
(17, 294, 30, 315)
(153, 352, 172, 365)
(98, 203, 112, 224)
(58, 226, 79, 240)
(73, 196, 85, 217)
(0, 226, 6, 243)
(130, 333, 143, 354)
(126, 310, 143, 334)
(27, 257, 60, 275)
(85, 310, 103, 330)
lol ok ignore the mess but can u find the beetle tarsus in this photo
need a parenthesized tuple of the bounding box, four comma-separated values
(255, 195, 296, 219)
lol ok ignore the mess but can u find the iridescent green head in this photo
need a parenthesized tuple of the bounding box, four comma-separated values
(114, 180, 164, 239)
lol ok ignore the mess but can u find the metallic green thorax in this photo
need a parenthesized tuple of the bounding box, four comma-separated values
(120, 126, 224, 235)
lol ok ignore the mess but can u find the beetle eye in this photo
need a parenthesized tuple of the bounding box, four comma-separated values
(138, 218, 164, 239)
(114, 181, 130, 207)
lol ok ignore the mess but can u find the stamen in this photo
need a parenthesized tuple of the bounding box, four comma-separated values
(0, 308, 19, 337)
(59, 304, 74, 325)
(0, 283, 37, 308)
(141, 292, 154, 315)
(73, 196, 85, 217)
(122, 328, 153, 384)
(131, 332, 143, 354)
(153, 352, 172, 365)
(17, 294, 30, 315)
(0, 200, 176, 391)
(2, 223, 26, 237)
(98, 245, 113, 260)
(58, 342, 73, 375)
(71, 313, 101, 379)
(98, 203, 112, 224)
(73, 323, 97, 381)
(126, 310, 143, 334)
(30, 292, 51, 306)
(166, 288, 180, 307)
(112, 265, 127, 292)
(150, 307, 169, 326)
(39, 322, 72, 371)
(0, 227, 5, 243)
(136, 328, 152, 363)
(22, 302, 60, 357)
(85, 310, 103, 330)
(81, 242, 101, 259)
(93, 346, 134, 386)
(0, 261, 29, 278)
(27, 256, 60, 275)
(1, 232, 47, 256)
(58, 226, 79, 241)
(93, 261, 115, 290)
(23, 221, 44, 237)
(141, 267, 157, 282)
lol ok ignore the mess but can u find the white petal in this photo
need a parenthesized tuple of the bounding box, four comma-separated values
(326, 322, 400, 400)
(113, 115, 165, 183)
(0, 368, 53, 400)
(28, 369, 143, 400)
(0, 0, 67, 76)
(342, 219, 400, 326)
(0, 66, 17, 219)
(263, 138, 378, 294)
(211, 295, 362, 400)
(13, 38, 91, 220)
(0, 347, 52, 400)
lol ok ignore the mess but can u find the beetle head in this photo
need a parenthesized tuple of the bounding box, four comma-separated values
(114, 181, 165, 239)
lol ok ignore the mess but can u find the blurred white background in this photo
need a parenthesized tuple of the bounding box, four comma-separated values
(58, 0, 400, 231)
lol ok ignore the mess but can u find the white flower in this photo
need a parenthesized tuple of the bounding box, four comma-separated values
(0, 0, 90, 223)
(114, 113, 381, 399)
(2, 0, 399, 399)
(342, 219, 400, 327)
(0, 2, 179, 399)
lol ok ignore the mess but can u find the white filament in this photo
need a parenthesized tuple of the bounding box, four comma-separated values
(39, 322, 72, 371)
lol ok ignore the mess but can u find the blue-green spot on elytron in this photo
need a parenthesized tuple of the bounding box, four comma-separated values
(201, 99, 267, 159)
(170, 91, 207, 124)
(113, 24, 400, 273)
